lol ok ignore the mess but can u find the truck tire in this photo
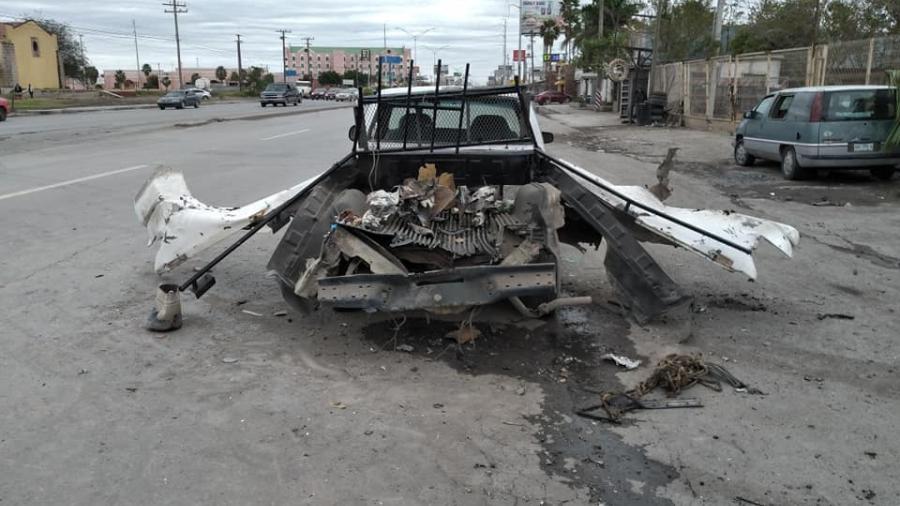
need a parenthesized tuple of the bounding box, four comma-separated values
(0, 108, 6, 121)
(734, 139, 755, 166)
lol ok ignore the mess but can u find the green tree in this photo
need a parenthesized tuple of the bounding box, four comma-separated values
(229, 71, 240, 82)
(141, 63, 152, 78)
(114, 70, 126, 89)
(84, 66, 99, 85)
(573, 0, 642, 72)
(32, 18, 88, 80)
(342, 69, 365, 85)
(540, 18, 562, 81)
(190, 72, 201, 85)
(318, 70, 342, 85)
(658, 0, 718, 61)
(215, 66, 227, 81)
(161, 75, 172, 90)
(560, 0, 581, 60)
(145, 74, 159, 89)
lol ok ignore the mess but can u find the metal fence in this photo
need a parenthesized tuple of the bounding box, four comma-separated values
(651, 34, 900, 126)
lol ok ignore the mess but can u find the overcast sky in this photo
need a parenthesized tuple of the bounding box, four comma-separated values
(0, 0, 542, 83)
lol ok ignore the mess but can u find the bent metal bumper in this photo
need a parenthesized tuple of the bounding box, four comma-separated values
(317, 263, 557, 311)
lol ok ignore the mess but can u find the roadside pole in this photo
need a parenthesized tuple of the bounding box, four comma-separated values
(162, 0, 187, 89)
(235, 34, 243, 92)
(132, 20, 142, 89)
(277, 29, 292, 83)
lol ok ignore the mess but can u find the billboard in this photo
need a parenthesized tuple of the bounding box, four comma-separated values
(520, 0, 559, 35)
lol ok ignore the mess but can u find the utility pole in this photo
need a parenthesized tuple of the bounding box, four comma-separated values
(235, 34, 243, 91)
(599, 0, 604, 38)
(712, 0, 725, 54)
(648, 0, 665, 99)
(79, 33, 87, 89)
(162, 0, 187, 89)
(502, 18, 508, 82)
(132, 20, 142, 89)
(277, 29, 292, 82)
(302, 36, 314, 83)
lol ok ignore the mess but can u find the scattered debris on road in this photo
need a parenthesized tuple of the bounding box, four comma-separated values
(601, 353, 642, 370)
(817, 313, 855, 320)
(577, 353, 762, 422)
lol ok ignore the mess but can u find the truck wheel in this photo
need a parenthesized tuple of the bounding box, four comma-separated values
(780, 146, 807, 180)
(870, 167, 896, 181)
(177, 101, 185, 109)
(261, 102, 266, 107)
(193, 102, 199, 108)
(158, 105, 165, 110)
(0, 108, 6, 121)
(734, 139, 755, 166)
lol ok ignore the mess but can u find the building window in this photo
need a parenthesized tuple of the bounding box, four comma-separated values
(31, 37, 40, 57)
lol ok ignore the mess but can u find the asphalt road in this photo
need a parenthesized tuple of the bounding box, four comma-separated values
(1, 102, 897, 505)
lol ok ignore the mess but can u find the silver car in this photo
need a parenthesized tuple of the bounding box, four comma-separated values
(734, 85, 899, 180)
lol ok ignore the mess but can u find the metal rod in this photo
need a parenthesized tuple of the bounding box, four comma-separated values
(354, 85, 364, 152)
(178, 152, 357, 294)
(362, 85, 519, 103)
(403, 59, 415, 149)
(543, 152, 754, 255)
(455, 63, 470, 154)
(376, 59, 383, 152)
(430, 58, 442, 152)
(514, 76, 538, 147)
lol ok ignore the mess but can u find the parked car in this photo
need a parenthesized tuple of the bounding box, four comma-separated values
(534, 90, 570, 105)
(158, 90, 201, 109)
(335, 88, 358, 102)
(260, 83, 301, 107)
(310, 88, 327, 100)
(183, 87, 211, 100)
(324, 88, 339, 101)
(0, 96, 8, 121)
(735, 85, 899, 180)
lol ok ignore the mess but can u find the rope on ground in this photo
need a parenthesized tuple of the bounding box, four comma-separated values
(577, 353, 764, 423)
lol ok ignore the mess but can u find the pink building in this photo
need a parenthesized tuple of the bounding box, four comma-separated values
(101, 66, 242, 90)
(284, 46, 415, 86)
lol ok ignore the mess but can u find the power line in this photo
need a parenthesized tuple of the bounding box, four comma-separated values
(162, 0, 188, 88)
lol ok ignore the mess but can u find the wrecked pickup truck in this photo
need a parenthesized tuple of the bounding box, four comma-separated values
(136, 67, 799, 327)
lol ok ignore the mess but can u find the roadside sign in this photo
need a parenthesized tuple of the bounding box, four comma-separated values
(551, 53, 561, 62)
(285, 69, 298, 77)
(543, 53, 550, 62)
(342, 79, 354, 86)
(433, 64, 449, 75)
(513, 49, 526, 62)
(380, 55, 402, 65)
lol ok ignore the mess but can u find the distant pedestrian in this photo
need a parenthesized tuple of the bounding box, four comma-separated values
(14, 83, 23, 99)
(27, 83, 33, 99)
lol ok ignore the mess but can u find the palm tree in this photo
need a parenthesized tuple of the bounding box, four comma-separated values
(141, 63, 152, 78)
(560, 0, 581, 61)
(215, 66, 227, 82)
(114, 69, 126, 89)
(539, 18, 561, 83)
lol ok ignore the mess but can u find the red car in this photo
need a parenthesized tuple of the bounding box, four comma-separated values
(534, 90, 570, 105)
(0, 97, 8, 121)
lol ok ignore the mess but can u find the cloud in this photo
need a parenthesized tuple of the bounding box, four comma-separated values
(0, 0, 531, 82)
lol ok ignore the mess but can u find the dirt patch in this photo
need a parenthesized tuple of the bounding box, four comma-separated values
(362, 305, 681, 505)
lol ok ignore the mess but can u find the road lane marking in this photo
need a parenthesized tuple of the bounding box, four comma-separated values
(0, 164, 150, 202)
(260, 128, 310, 141)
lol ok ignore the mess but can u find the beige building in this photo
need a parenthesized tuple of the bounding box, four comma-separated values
(0, 20, 62, 89)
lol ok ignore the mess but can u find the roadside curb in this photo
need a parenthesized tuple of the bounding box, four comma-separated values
(171, 103, 354, 128)
(9, 99, 253, 117)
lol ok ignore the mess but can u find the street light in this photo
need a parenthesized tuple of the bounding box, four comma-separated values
(395, 26, 435, 65)
(424, 44, 449, 81)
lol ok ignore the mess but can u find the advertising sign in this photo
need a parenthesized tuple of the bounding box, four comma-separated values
(520, 0, 559, 35)
(512, 49, 526, 62)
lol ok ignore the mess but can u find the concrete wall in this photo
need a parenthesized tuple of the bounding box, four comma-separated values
(0, 40, 18, 89)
